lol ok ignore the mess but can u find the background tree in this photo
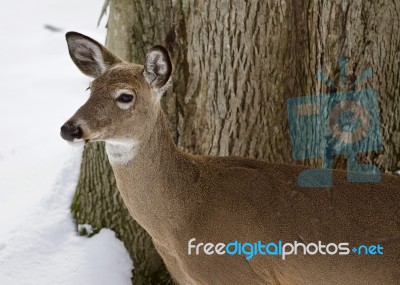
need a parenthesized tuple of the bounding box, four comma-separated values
(71, 0, 400, 284)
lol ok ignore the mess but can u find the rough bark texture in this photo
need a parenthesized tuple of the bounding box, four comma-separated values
(181, 0, 400, 168)
(71, 0, 400, 284)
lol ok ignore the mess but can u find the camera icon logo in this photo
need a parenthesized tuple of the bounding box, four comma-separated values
(286, 58, 382, 187)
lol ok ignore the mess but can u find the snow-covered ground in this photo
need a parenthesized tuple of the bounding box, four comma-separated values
(0, 1, 133, 284)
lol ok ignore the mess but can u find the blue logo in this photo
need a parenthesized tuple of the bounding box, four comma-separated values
(286, 58, 382, 187)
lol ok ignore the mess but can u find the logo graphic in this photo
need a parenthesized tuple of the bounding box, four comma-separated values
(188, 238, 384, 260)
(286, 58, 382, 187)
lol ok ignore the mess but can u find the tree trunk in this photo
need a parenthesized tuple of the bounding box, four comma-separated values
(71, 0, 400, 284)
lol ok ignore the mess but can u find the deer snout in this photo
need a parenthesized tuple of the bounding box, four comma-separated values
(60, 121, 83, 142)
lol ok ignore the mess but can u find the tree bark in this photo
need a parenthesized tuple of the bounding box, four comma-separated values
(71, 0, 400, 284)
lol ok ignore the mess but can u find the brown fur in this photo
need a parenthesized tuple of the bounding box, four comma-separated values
(63, 32, 400, 285)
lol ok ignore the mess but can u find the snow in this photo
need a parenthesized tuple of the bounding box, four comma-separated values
(0, 1, 133, 284)
(78, 224, 95, 236)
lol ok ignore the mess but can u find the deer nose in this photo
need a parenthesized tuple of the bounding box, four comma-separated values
(60, 122, 82, 141)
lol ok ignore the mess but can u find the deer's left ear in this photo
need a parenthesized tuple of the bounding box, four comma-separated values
(144, 46, 172, 92)
(66, 31, 121, 78)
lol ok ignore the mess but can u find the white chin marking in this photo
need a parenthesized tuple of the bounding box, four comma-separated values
(105, 140, 137, 165)
(67, 139, 85, 147)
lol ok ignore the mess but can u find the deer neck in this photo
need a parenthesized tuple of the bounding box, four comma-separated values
(106, 109, 195, 239)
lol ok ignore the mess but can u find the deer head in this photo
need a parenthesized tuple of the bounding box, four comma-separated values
(60, 32, 172, 163)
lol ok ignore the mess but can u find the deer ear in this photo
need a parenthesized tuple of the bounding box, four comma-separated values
(143, 46, 172, 91)
(66, 32, 121, 78)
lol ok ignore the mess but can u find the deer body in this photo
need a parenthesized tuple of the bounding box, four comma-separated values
(110, 110, 400, 285)
(61, 32, 400, 284)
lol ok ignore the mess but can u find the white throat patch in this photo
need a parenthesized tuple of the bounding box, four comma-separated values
(105, 140, 137, 165)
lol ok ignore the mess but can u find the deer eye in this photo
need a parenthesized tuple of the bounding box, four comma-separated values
(116, 94, 134, 103)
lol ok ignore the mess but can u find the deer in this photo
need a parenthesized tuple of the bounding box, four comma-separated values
(61, 32, 400, 285)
